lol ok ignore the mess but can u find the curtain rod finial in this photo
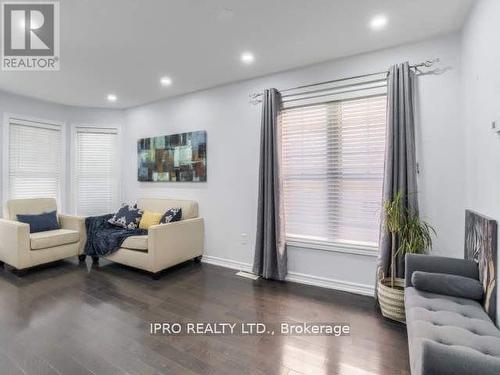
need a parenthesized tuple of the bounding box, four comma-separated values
(424, 58, 440, 67)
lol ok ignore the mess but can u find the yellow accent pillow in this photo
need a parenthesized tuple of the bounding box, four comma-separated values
(139, 210, 162, 229)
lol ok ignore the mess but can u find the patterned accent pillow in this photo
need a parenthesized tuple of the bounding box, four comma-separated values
(160, 208, 182, 224)
(108, 204, 143, 229)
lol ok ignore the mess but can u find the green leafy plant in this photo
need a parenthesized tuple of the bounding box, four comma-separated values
(397, 213, 435, 257)
(383, 191, 435, 288)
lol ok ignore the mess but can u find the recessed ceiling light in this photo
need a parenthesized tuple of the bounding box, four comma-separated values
(217, 8, 234, 21)
(370, 15, 388, 30)
(160, 76, 172, 86)
(241, 52, 255, 65)
(107, 94, 117, 102)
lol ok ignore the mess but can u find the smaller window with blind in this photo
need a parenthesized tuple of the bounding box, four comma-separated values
(74, 127, 120, 216)
(281, 92, 387, 250)
(7, 117, 63, 203)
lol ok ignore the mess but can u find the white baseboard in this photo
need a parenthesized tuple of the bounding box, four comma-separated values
(202, 255, 253, 272)
(285, 271, 374, 296)
(201, 255, 374, 297)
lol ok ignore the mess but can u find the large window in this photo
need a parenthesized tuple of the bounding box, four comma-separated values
(281, 95, 387, 250)
(74, 126, 120, 215)
(6, 117, 63, 203)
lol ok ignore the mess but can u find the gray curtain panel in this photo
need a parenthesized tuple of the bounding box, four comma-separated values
(253, 88, 287, 280)
(377, 62, 419, 284)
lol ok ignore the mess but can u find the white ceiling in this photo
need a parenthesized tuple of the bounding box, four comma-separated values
(0, 0, 474, 109)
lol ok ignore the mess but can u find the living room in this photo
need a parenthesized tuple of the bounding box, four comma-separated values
(0, 1, 498, 374)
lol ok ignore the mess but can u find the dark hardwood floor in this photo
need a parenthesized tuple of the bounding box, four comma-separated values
(0, 258, 410, 375)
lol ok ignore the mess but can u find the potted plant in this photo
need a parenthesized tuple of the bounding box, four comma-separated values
(378, 192, 435, 323)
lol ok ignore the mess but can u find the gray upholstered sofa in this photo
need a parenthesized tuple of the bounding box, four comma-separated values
(405, 254, 500, 375)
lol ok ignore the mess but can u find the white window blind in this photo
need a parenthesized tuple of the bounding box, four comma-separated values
(281, 94, 387, 249)
(8, 118, 63, 202)
(75, 127, 120, 216)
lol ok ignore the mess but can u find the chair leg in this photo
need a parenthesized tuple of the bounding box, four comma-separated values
(193, 256, 202, 263)
(78, 254, 87, 262)
(92, 256, 99, 265)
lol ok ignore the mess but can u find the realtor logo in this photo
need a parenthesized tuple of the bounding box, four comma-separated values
(1, 1, 60, 70)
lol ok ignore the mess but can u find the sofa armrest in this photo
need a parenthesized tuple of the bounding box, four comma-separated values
(0, 219, 31, 269)
(59, 214, 86, 254)
(405, 254, 478, 287)
(148, 218, 204, 273)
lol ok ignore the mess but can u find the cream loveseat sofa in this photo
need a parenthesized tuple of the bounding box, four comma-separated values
(0, 198, 86, 274)
(102, 198, 204, 278)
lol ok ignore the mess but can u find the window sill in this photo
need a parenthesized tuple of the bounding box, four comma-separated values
(286, 239, 379, 257)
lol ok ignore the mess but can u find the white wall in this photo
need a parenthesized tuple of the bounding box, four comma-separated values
(0, 90, 124, 213)
(0, 8, 495, 312)
(122, 33, 465, 293)
(461, 0, 500, 326)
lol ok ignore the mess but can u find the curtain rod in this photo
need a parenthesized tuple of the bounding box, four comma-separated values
(249, 58, 439, 102)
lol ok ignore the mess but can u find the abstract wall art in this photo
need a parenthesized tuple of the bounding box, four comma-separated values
(138, 131, 207, 182)
(465, 210, 497, 323)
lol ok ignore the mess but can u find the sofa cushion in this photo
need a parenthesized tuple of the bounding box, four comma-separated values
(412, 271, 484, 300)
(137, 198, 197, 220)
(30, 229, 80, 250)
(121, 235, 148, 251)
(6, 198, 57, 221)
(405, 287, 500, 375)
(108, 204, 143, 229)
(405, 254, 479, 288)
(420, 340, 500, 375)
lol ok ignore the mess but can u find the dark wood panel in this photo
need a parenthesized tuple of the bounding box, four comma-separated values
(0, 259, 410, 374)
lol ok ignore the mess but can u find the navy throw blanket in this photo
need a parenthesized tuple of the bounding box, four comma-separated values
(84, 214, 147, 257)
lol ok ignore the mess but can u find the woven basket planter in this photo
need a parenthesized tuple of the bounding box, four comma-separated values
(378, 277, 406, 323)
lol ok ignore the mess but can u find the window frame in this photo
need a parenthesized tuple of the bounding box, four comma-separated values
(70, 123, 122, 215)
(281, 93, 387, 257)
(2, 113, 67, 212)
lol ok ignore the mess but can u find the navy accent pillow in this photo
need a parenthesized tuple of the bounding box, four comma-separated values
(17, 210, 60, 234)
(108, 204, 143, 229)
(160, 208, 182, 224)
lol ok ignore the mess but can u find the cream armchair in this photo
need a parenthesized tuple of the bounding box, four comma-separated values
(0, 198, 86, 274)
(104, 198, 204, 279)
